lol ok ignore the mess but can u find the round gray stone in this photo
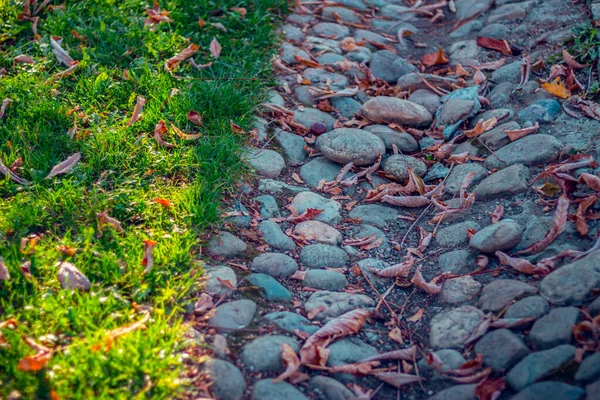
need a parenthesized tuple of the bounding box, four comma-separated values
(384, 154, 427, 181)
(304, 291, 374, 320)
(204, 265, 237, 295)
(360, 96, 433, 127)
(303, 269, 348, 291)
(291, 191, 341, 225)
(312, 22, 350, 38)
(540, 251, 600, 306)
(369, 50, 417, 83)
(203, 359, 246, 400)
(348, 204, 400, 227)
(299, 157, 349, 188)
(209, 299, 257, 331)
(245, 148, 285, 178)
(475, 329, 530, 372)
(275, 130, 308, 166)
(264, 311, 319, 335)
(309, 376, 354, 400)
(316, 128, 385, 167)
(427, 384, 477, 400)
(363, 124, 419, 153)
(478, 279, 537, 312)
(408, 89, 442, 116)
(258, 220, 296, 251)
(252, 379, 308, 400)
(246, 273, 292, 302)
(436, 221, 482, 247)
(293, 108, 336, 132)
(511, 381, 585, 400)
(250, 252, 299, 278)
(445, 163, 488, 195)
(473, 164, 531, 200)
(441, 276, 482, 304)
(206, 231, 247, 259)
(253, 195, 280, 218)
(506, 345, 576, 391)
(469, 219, 524, 253)
(242, 335, 300, 373)
(505, 296, 550, 320)
(429, 306, 486, 349)
(529, 307, 580, 350)
(294, 221, 343, 245)
(576, 352, 600, 383)
(484, 134, 564, 170)
(300, 244, 349, 269)
(438, 250, 478, 274)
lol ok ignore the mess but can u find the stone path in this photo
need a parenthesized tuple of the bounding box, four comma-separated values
(190, 1, 600, 399)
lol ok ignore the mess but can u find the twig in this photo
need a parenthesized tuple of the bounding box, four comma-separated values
(399, 203, 433, 248)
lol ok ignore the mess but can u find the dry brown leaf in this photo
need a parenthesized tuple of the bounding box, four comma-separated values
(517, 195, 569, 254)
(307, 305, 326, 320)
(562, 48, 589, 69)
(0, 98, 11, 119)
(580, 173, 600, 192)
(360, 347, 417, 363)
(388, 327, 403, 343)
(374, 372, 421, 389)
(503, 122, 539, 141)
(300, 309, 370, 364)
(50, 36, 75, 66)
(475, 377, 506, 400)
(142, 239, 157, 274)
(422, 47, 449, 66)
(153, 120, 175, 148)
(166, 44, 199, 71)
(381, 195, 430, 208)
(45, 153, 81, 179)
(273, 343, 301, 382)
(490, 205, 504, 224)
(464, 117, 497, 138)
(14, 55, 36, 64)
(170, 123, 202, 141)
(17, 337, 53, 371)
(495, 251, 550, 276)
(326, 361, 379, 375)
(209, 37, 222, 58)
(127, 96, 145, 126)
(0, 257, 10, 281)
(407, 308, 425, 322)
(194, 293, 214, 315)
(536, 181, 561, 197)
(20, 234, 41, 254)
(575, 194, 597, 236)
(286, 208, 324, 223)
(57, 261, 91, 290)
(541, 78, 571, 99)
(144, 3, 172, 27)
(56, 245, 78, 257)
(230, 7, 247, 16)
(411, 266, 442, 294)
(187, 110, 203, 127)
(368, 257, 416, 278)
(476, 37, 512, 55)
(96, 211, 124, 233)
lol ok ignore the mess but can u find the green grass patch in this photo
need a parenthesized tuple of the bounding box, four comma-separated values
(0, 0, 285, 398)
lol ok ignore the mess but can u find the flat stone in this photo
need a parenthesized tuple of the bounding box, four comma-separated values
(452, 141, 481, 157)
(427, 384, 477, 400)
(204, 265, 237, 296)
(449, 40, 481, 62)
(445, 164, 488, 195)
(252, 379, 308, 400)
(278, 24, 305, 42)
(303, 68, 348, 90)
(479, 23, 509, 38)
(242, 335, 300, 373)
(540, 251, 600, 306)
(449, 19, 483, 39)
(529, 307, 580, 350)
(487, 2, 531, 23)
(506, 344, 576, 391)
(300, 244, 348, 269)
(291, 191, 342, 225)
(294, 221, 343, 245)
(304, 291, 374, 320)
(246, 273, 292, 302)
(491, 61, 522, 84)
(312, 22, 350, 38)
(258, 220, 296, 251)
(294, 86, 316, 106)
(286, 13, 314, 25)
(259, 179, 305, 194)
(425, 162, 451, 182)
(441, 276, 482, 304)
(304, 269, 348, 291)
(326, 337, 379, 381)
(384, 154, 427, 181)
(294, 108, 336, 132)
(469, 219, 523, 253)
(475, 329, 530, 372)
(505, 296, 550, 320)
(363, 124, 419, 153)
(397, 73, 457, 92)
(479, 279, 537, 312)
(518, 99, 562, 124)
(408, 89, 442, 115)
(379, 4, 414, 19)
(305, 37, 343, 55)
(336, 0, 369, 10)
(479, 121, 520, 151)
(330, 97, 362, 118)
(436, 221, 481, 247)
(473, 164, 531, 200)
(469, 109, 514, 128)
(203, 359, 246, 400)
(346, 46, 372, 63)
(456, 0, 494, 19)
(317, 52, 347, 66)
(300, 157, 349, 188)
(264, 311, 319, 335)
(576, 352, 600, 383)
(224, 201, 251, 228)
(349, 204, 400, 227)
(516, 216, 573, 252)
(206, 231, 247, 258)
(360, 97, 433, 127)
(209, 299, 257, 331)
(590, 297, 600, 316)
(438, 250, 478, 274)
(309, 376, 354, 400)
(429, 306, 486, 349)
(275, 130, 308, 166)
(245, 148, 285, 178)
(322, 6, 362, 24)
(250, 252, 299, 278)
(253, 195, 280, 218)
(354, 29, 389, 47)
(588, 379, 600, 400)
(369, 50, 417, 83)
(490, 82, 515, 107)
(511, 381, 586, 400)
(316, 128, 385, 167)
(484, 134, 563, 170)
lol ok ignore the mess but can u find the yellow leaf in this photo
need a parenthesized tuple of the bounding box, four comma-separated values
(541, 78, 571, 99)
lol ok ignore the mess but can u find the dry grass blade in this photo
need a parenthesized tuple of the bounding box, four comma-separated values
(50, 36, 75, 66)
(374, 372, 420, 389)
(517, 195, 569, 254)
(127, 96, 145, 126)
(45, 153, 81, 179)
(53, 61, 79, 79)
(273, 343, 300, 382)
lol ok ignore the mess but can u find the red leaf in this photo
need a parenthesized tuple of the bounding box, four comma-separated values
(503, 122, 539, 141)
(476, 37, 512, 55)
(210, 37, 222, 58)
(187, 110, 203, 127)
(496, 251, 550, 276)
(152, 120, 175, 148)
(153, 198, 172, 207)
(476, 377, 506, 400)
(579, 173, 600, 192)
(127, 96, 145, 126)
(517, 195, 569, 255)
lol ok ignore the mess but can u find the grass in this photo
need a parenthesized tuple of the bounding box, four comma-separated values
(0, 0, 285, 398)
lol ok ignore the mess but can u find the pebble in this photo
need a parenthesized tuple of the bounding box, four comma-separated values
(294, 221, 343, 245)
(478, 279, 537, 312)
(469, 219, 524, 253)
(354, 29, 389, 48)
(444, 164, 488, 195)
(588, 379, 600, 400)
(209, 299, 257, 331)
(436, 221, 481, 248)
(540, 250, 600, 306)
(479, 121, 520, 151)
(312, 22, 350, 38)
(330, 97, 362, 118)
(484, 134, 563, 170)
(305, 37, 343, 55)
(252, 379, 308, 400)
(302, 68, 348, 90)
(576, 352, 600, 383)
(440, 276, 481, 304)
(246, 273, 292, 302)
(438, 250, 478, 274)
(449, 40, 481, 62)
(293, 108, 336, 132)
(299, 157, 349, 188)
(425, 163, 450, 182)
(397, 73, 457, 92)
(348, 204, 400, 227)
(369, 50, 417, 83)
(429, 306, 485, 349)
(275, 129, 308, 165)
(384, 154, 427, 181)
(206, 231, 247, 259)
(258, 220, 296, 251)
(346, 46, 373, 63)
(253, 195, 280, 218)
(487, 2, 532, 23)
(449, 19, 483, 39)
(202, 359, 246, 400)
(475, 329, 530, 372)
(473, 164, 531, 200)
(590, 297, 600, 316)
(491, 61, 522, 84)
(408, 89, 442, 115)
(300, 244, 348, 269)
(505, 296, 550, 320)
(250, 252, 299, 278)
(506, 344, 576, 391)
(317, 52, 347, 66)
(241, 335, 300, 373)
(309, 376, 354, 400)
(452, 141, 481, 157)
(363, 124, 419, 153)
(264, 311, 319, 334)
(245, 148, 285, 178)
(303, 269, 347, 291)
(529, 307, 580, 350)
(304, 291, 375, 319)
(316, 128, 386, 166)
(322, 6, 361, 24)
(294, 86, 316, 106)
(203, 265, 237, 296)
(286, 13, 314, 25)
(518, 99, 562, 124)
(360, 96, 433, 127)
(511, 381, 586, 400)
(291, 191, 342, 225)
(427, 384, 477, 400)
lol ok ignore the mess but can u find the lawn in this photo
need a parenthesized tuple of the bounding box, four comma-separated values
(0, 0, 284, 398)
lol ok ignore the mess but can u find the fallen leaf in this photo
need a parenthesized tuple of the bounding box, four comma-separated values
(45, 153, 81, 179)
(56, 245, 78, 256)
(230, 120, 245, 134)
(407, 308, 424, 322)
(422, 47, 449, 67)
(411, 266, 442, 294)
(374, 372, 421, 389)
(57, 261, 91, 290)
(127, 96, 145, 126)
(475, 377, 505, 400)
(50, 36, 75, 66)
(496, 251, 550, 276)
(476, 37, 512, 55)
(153, 198, 172, 207)
(307, 305, 326, 320)
(381, 195, 430, 208)
(194, 293, 214, 315)
(141, 239, 157, 274)
(166, 44, 199, 71)
(490, 205, 504, 224)
(541, 78, 571, 99)
(230, 7, 247, 16)
(368, 257, 416, 278)
(152, 120, 175, 148)
(286, 208, 324, 223)
(0, 98, 12, 118)
(536, 181, 562, 197)
(273, 343, 301, 382)
(360, 346, 417, 362)
(0, 257, 10, 281)
(294, 55, 323, 68)
(210, 37, 222, 58)
(579, 173, 600, 192)
(388, 327, 403, 343)
(170, 123, 201, 140)
(562, 48, 589, 69)
(17, 337, 53, 371)
(517, 195, 569, 254)
(96, 211, 124, 233)
(144, 3, 172, 27)
(464, 117, 497, 138)
(327, 361, 379, 375)
(14, 55, 36, 64)
(503, 122, 539, 141)
(20, 234, 41, 254)
(187, 110, 204, 127)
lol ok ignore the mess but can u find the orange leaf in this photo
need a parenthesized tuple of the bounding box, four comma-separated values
(422, 47, 448, 67)
(273, 343, 300, 382)
(17, 351, 53, 371)
(541, 78, 571, 99)
(166, 44, 199, 71)
(153, 198, 172, 207)
(476, 37, 512, 55)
